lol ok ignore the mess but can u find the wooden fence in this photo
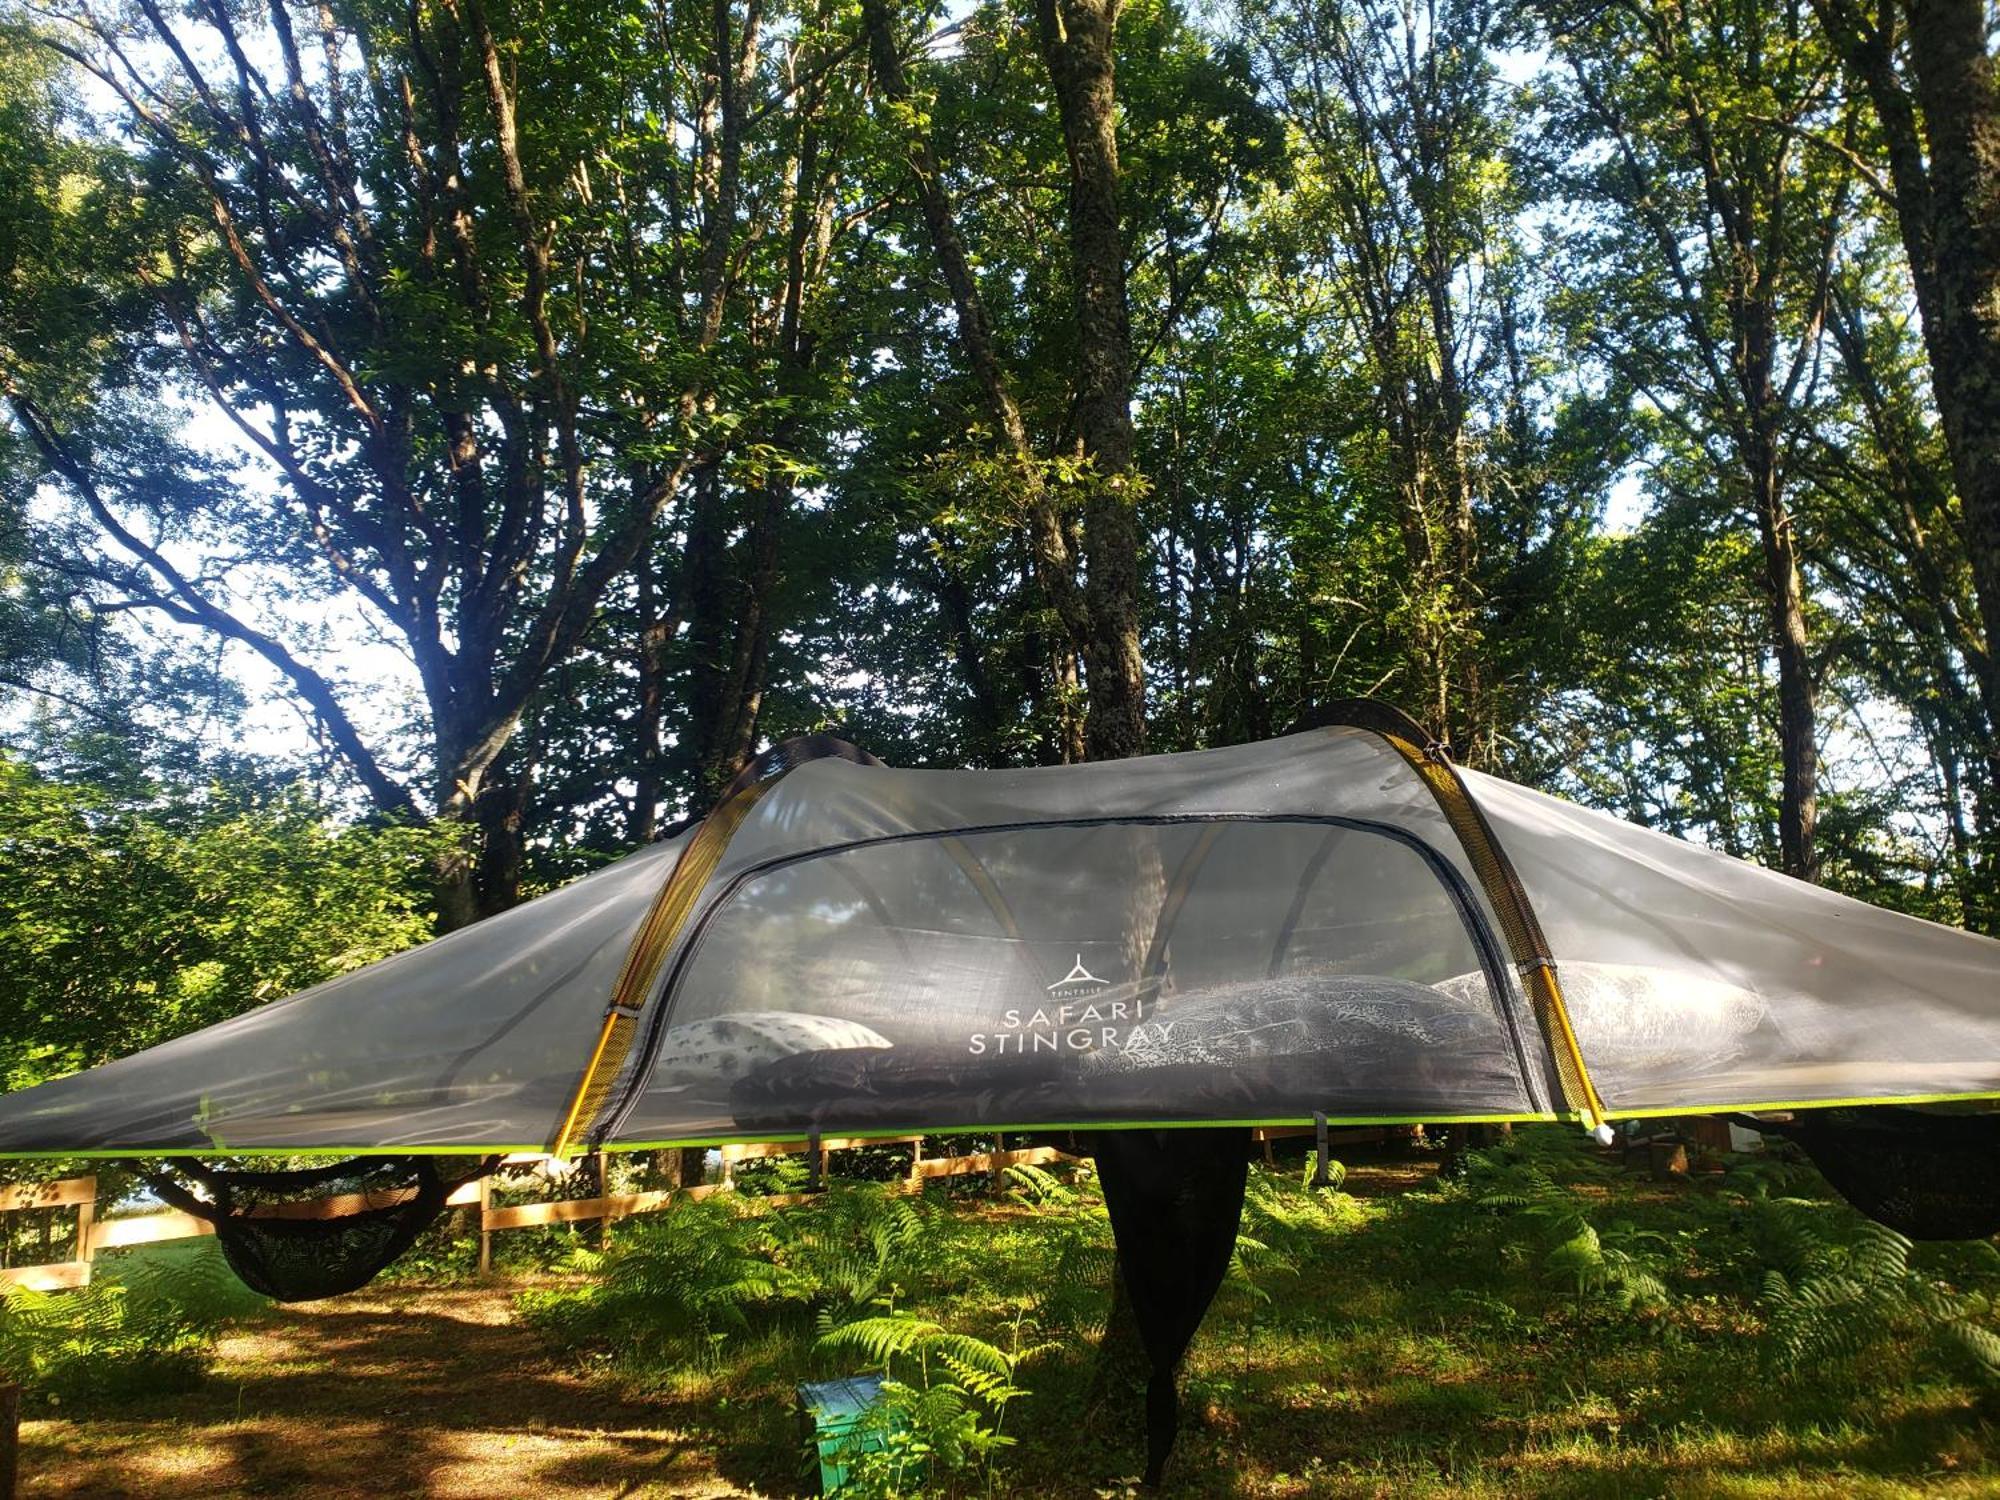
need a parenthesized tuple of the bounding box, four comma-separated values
(0, 1124, 1421, 1295)
(0, 1134, 1080, 1293)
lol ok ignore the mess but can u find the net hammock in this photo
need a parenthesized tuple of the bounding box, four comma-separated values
(1738, 1107, 2000, 1241)
(140, 1156, 496, 1301)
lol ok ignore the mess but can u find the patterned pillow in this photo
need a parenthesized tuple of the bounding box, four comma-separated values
(650, 1012, 892, 1086)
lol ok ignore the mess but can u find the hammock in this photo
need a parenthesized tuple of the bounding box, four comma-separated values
(1740, 1108, 2000, 1241)
(142, 1156, 496, 1302)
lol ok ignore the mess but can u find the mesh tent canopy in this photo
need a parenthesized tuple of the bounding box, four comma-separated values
(2, 707, 1998, 1163)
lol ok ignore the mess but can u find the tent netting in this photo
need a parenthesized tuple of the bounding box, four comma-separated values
(5, 703, 1994, 1479)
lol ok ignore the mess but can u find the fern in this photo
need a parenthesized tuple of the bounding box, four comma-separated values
(1753, 1206, 2000, 1386)
(1002, 1161, 1077, 1206)
(1454, 1142, 1673, 1313)
(1028, 1222, 1117, 1339)
(1242, 1168, 1359, 1240)
(819, 1314, 1017, 1384)
(813, 1308, 1048, 1495)
(522, 1184, 960, 1369)
(770, 1185, 939, 1327)
(1946, 1320, 2000, 1379)
(1221, 1229, 1294, 1322)
(0, 1240, 266, 1405)
(520, 1196, 802, 1366)
(830, 1378, 1008, 1499)
(1304, 1153, 1346, 1192)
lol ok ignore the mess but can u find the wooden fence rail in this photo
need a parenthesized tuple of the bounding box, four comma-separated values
(0, 1135, 1080, 1293)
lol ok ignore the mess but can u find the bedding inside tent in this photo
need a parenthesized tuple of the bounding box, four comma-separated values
(1, 707, 1997, 1162)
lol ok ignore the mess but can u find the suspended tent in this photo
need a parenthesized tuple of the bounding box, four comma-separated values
(6, 702, 1998, 1158)
(4, 704, 1998, 1479)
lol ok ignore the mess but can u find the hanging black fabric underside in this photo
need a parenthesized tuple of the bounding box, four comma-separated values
(142, 1156, 495, 1301)
(1090, 1127, 1251, 1487)
(1738, 1107, 2000, 1241)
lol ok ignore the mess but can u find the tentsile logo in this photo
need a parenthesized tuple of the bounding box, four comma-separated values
(1047, 955, 1109, 993)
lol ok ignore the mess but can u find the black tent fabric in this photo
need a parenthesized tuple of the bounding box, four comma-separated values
(1091, 1128, 1252, 1487)
(1736, 1109, 2000, 1241)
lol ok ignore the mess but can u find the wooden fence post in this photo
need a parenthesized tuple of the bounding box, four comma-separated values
(2, 1379, 20, 1500)
(73, 1180, 95, 1269)
(476, 1174, 493, 1279)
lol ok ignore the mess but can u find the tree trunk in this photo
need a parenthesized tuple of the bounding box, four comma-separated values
(1816, 0, 2000, 812)
(1037, 0, 1147, 761)
(474, 754, 534, 914)
(683, 464, 743, 799)
(431, 739, 488, 933)
(1901, 0, 2000, 739)
(1029, 0, 1161, 1405)
(2, 1379, 18, 1500)
(432, 840, 480, 935)
(931, 539, 1010, 761)
(1753, 459, 1820, 880)
(654, 1147, 708, 1188)
(628, 551, 676, 845)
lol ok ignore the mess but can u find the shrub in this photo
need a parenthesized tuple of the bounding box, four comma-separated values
(518, 1197, 802, 1368)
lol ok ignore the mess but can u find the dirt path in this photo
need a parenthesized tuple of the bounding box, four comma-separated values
(16, 1283, 752, 1499)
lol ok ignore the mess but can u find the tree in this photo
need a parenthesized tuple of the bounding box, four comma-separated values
(2, 0, 861, 923)
(0, 753, 449, 1089)
(862, 0, 1170, 760)
(1534, 0, 1857, 879)
(1036, 0, 1147, 758)
(1237, 0, 1506, 752)
(1809, 0, 2000, 782)
(1808, 241, 1999, 923)
(1234, 0, 1609, 765)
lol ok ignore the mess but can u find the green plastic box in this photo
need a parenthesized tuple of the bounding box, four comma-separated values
(798, 1374, 891, 1494)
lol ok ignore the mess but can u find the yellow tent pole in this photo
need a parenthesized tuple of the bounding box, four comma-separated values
(547, 737, 880, 1157)
(1310, 702, 1615, 1139)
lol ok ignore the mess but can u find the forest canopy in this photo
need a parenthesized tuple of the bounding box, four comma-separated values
(1, 0, 1997, 1084)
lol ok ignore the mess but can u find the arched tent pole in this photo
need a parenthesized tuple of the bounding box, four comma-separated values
(546, 734, 883, 1157)
(1293, 699, 1616, 1141)
(937, 836, 1056, 990)
(1132, 824, 1225, 1015)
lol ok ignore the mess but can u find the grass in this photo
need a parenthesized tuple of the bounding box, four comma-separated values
(14, 1128, 2000, 1496)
